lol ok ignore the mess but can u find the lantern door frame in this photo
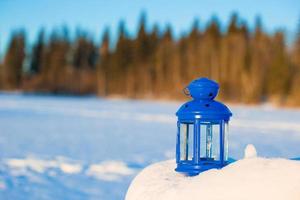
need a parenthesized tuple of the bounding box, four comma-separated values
(176, 118, 229, 173)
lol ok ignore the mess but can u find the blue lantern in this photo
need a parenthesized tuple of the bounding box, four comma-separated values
(175, 78, 232, 175)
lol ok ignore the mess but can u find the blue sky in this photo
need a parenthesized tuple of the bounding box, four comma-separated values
(0, 0, 299, 53)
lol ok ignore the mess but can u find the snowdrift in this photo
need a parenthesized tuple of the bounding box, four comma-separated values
(126, 145, 300, 200)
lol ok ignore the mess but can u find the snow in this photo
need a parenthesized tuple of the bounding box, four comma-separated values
(0, 93, 300, 199)
(126, 145, 300, 200)
(5, 156, 82, 174)
(86, 161, 136, 181)
(244, 144, 257, 158)
(4, 156, 136, 181)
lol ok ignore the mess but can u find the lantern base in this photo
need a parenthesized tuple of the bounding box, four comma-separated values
(175, 161, 230, 176)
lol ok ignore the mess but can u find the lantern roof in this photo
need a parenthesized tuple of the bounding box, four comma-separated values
(176, 78, 232, 121)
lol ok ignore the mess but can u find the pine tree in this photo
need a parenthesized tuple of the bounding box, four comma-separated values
(134, 12, 153, 97)
(288, 18, 300, 105)
(70, 31, 98, 94)
(135, 12, 151, 63)
(110, 21, 133, 95)
(30, 29, 45, 74)
(97, 28, 110, 96)
(201, 17, 221, 82)
(73, 31, 97, 70)
(241, 16, 270, 103)
(223, 14, 248, 101)
(42, 27, 70, 92)
(148, 24, 160, 94)
(266, 31, 290, 103)
(2, 30, 26, 89)
(186, 19, 202, 82)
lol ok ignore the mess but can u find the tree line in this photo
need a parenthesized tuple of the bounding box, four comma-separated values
(1, 13, 300, 106)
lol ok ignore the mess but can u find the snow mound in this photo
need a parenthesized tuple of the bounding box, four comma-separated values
(126, 151, 300, 200)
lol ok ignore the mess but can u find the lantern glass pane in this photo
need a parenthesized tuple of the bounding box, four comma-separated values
(200, 123, 220, 161)
(224, 122, 229, 161)
(180, 123, 194, 161)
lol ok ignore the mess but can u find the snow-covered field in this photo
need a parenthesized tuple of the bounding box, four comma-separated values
(0, 93, 300, 199)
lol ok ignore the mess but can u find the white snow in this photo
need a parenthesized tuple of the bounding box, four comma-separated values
(5, 156, 136, 181)
(5, 156, 82, 174)
(244, 144, 257, 158)
(1, 97, 300, 132)
(1, 93, 300, 199)
(59, 162, 82, 174)
(86, 161, 136, 181)
(126, 145, 300, 200)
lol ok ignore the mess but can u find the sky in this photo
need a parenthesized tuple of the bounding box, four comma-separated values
(0, 0, 299, 53)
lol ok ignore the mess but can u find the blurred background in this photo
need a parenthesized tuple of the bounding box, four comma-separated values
(0, 0, 300, 105)
(1, 0, 300, 200)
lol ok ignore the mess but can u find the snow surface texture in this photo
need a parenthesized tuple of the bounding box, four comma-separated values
(1, 93, 300, 199)
(126, 145, 300, 200)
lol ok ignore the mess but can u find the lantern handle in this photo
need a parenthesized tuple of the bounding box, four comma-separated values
(183, 87, 191, 97)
